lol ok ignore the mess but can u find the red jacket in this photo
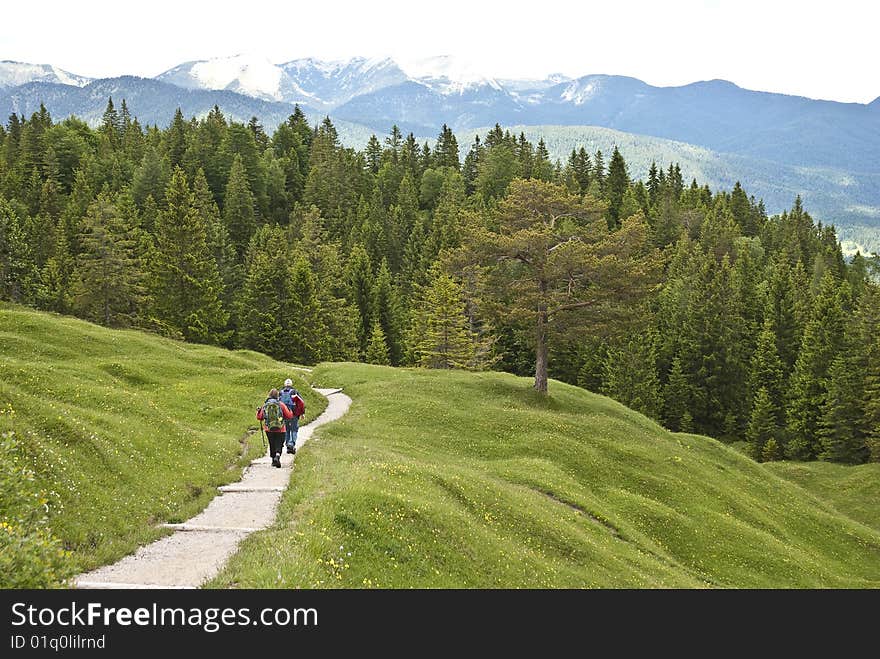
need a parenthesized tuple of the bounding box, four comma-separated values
(256, 400, 294, 433)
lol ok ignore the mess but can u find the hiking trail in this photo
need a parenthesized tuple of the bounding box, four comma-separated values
(74, 384, 351, 589)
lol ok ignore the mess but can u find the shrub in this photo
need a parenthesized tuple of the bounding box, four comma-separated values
(0, 432, 73, 588)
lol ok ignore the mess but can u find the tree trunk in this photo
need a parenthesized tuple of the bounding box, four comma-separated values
(534, 309, 548, 394)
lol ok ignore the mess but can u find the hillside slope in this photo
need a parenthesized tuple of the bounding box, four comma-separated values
(767, 462, 880, 533)
(212, 363, 880, 588)
(0, 305, 325, 571)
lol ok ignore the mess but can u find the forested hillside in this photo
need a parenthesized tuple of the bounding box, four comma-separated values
(1, 100, 878, 464)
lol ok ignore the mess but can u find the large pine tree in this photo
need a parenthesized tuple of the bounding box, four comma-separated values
(409, 270, 475, 369)
(372, 258, 404, 365)
(472, 179, 660, 393)
(70, 191, 144, 327)
(605, 146, 629, 229)
(149, 168, 228, 343)
(0, 196, 38, 303)
(345, 243, 374, 357)
(786, 272, 849, 459)
(222, 154, 257, 260)
(601, 333, 662, 420)
(817, 355, 868, 463)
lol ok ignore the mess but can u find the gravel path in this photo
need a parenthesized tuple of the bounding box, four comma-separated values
(75, 387, 351, 589)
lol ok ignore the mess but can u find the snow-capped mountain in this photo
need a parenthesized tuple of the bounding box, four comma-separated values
(0, 60, 91, 89)
(500, 73, 573, 93)
(157, 54, 538, 110)
(396, 55, 505, 95)
(156, 54, 318, 105)
(3, 55, 878, 174)
(279, 57, 408, 110)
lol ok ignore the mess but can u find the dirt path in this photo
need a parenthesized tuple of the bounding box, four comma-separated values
(74, 387, 351, 589)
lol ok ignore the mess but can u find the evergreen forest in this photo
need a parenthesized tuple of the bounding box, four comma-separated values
(2, 99, 878, 464)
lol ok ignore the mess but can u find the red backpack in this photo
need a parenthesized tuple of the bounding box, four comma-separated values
(292, 394, 305, 418)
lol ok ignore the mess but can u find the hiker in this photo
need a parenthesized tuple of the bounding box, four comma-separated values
(257, 388, 294, 468)
(279, 378, 305, 454)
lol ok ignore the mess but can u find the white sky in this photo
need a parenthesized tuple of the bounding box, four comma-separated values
(2, 0, 877, 103)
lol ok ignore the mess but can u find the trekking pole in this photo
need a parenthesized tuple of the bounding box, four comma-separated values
(257, 405, 267, 453)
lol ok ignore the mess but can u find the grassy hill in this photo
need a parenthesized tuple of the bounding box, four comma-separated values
(212, 363, 880, 588)
(0, 304, 325, 572)
(767, 461, 880, 533)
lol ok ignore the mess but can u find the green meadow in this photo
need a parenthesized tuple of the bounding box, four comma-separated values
(767, 461, 880, 533)
(3, 306, 878, 588)
(0, 304, 325, 571)
(212, 363, 880, 588)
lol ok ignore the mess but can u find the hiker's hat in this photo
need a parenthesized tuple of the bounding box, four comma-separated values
(284, 378, 293, 387)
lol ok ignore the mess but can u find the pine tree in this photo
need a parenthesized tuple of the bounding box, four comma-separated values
(592, 150, 606, 195)
(426, 170, 466, 259)
(304, 118, 362, 239)
(391, 172, 419, 272)
(193, 168, 238, 316)
(462, 136, 482, 195)
(70, 191, 144, 327)
(764, 259, 800, 374)
(345, 243, 374, 357)
(647, 161, 660, 205)
(846, 251, 870, 302)
(264, 153, 290, 225)
(365, 135, 382, 174)
(285, 255, 329, 364)
(844, 282, 880, 460)
(372, 258, 404, 365)
(817, 355, 868, 463)
(38, 231, 75, 313)
(361, 184, 388, 268)
(366, 321, 391, 365)
(476, 142, 520, 201)
(236, 245, 288, 358)
(747, 387, 779, 461)
(867, 358, 880, 461)
(474, 179, 658, 393)
(409, 270, 475, 369)
(0, 196, 38, 302)
(761, 438, 783, 462)
(729, 182, 757, 236)
(385, 125, 402, 162)
(220, 122, 269, 219)
(532, 139, 553, 181)
(664, 356, 692, 431)
(849, 285, 880, 461)
(59, 167, 94, 256)
(131, 146, 170, 210)
(149, 168, 228, 343)
(433, 124, 460, 170)
(650, 187, 682, 248)
(605, 146, 629, 229)
(223, 154, 257, 260)
(402, 214, 429, 292)
(100, 97, 120, 147)
(165, 108, 188, 169)
(786, 272, 849, 459)
(601, 334, 662, 420)
(749, 317, 785, 423)
(247, 116, 269, 151)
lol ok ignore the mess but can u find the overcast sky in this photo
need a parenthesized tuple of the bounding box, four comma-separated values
(2, 0, 877, 103)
